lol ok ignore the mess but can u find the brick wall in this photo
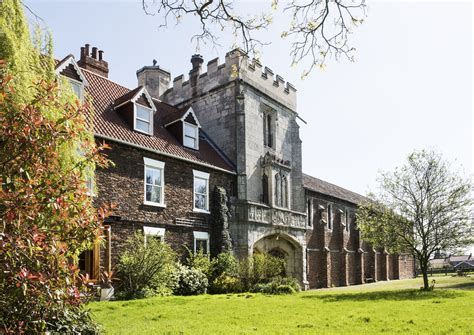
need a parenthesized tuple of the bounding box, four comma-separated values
(95, 139, 235, 270)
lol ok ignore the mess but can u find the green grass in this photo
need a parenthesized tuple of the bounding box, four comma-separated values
(89, 275, 474, 334)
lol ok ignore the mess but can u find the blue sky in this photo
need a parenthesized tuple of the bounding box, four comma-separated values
(28, 1, 472, 198)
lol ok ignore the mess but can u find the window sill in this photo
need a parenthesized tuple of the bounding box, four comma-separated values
(193, 208, 210, 214)
(134, 128, 152, 136)
(143, 201, 167, 208)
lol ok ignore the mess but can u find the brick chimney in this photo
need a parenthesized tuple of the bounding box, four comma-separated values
(78, 43, 109, 78)
(136, 60, 171, 100)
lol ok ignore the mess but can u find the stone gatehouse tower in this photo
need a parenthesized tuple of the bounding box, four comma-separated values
(150, 50, 309, 285)
(137, 49, 415, 289)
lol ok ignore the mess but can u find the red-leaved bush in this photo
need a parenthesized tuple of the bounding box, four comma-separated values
(0, 60, 112, 334)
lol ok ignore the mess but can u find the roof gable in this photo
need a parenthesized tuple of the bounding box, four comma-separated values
(114, 86, 156, 111)
(164, 106, 201, 128)
(55, 55, 88, 86)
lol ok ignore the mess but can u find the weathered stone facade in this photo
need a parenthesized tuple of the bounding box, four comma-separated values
(161, 50, 309, 285)
(157, 49, 414, 288)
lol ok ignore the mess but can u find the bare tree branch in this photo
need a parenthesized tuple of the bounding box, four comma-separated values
(142, 0, 367, 76)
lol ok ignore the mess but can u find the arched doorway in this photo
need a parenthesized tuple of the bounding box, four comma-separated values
(252, 233, 303, 281)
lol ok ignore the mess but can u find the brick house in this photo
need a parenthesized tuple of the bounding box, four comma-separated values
(55, 44, 415, 288)
(55, 46, 236, 281)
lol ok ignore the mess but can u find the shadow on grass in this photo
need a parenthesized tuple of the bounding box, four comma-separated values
(441, 280, 474, 290)
(303, 289, 463, 302)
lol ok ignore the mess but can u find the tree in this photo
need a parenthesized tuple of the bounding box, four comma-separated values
(0, 0, 111, 332)
(356, 150, 473, 290)
(141, 0, 367, 76)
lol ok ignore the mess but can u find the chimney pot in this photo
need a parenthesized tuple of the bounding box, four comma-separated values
(78, 44, 109, 78)
(92, 47, 98, 59)
(191, 54, 204, 70)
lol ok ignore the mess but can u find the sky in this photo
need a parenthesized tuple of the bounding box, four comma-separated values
(27, 1, 472, 197)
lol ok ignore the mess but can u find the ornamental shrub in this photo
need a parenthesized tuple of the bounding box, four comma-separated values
(174, 264, 208, 295)
(115, 232, 177, 300)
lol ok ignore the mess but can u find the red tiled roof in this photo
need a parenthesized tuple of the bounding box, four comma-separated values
(81, 68, 235, 173)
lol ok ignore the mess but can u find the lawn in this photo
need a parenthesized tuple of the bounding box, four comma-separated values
(89, 275, 474, 334)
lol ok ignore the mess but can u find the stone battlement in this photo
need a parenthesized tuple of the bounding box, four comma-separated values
(164, 49, 297, 110)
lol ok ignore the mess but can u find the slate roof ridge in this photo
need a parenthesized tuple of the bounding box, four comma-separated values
(302, 173, 368, 205)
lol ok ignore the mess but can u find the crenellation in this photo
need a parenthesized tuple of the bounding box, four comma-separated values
(207, 57, 219, 74)
(173, 74, 183, 88)
(164, 49, 297, 111)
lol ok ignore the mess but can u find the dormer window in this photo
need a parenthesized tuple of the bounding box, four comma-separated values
(135, 104, 153, 135)
(184, 122, 199, 149)
(163, 106, 202, 150)
(114, 86, 156, 136)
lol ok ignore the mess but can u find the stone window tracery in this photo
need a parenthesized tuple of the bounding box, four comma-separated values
(274, 171, 289, 208)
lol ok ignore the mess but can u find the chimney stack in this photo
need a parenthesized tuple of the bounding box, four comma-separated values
(190, 54, 204, 72)
(136, 60, 171, 100)
(189, 54, 203, 95)
(77, 43, 109, 78)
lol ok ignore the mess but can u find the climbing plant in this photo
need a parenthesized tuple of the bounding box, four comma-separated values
(210, 186, 233, 256)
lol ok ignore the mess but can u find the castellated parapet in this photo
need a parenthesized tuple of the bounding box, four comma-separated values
(164, 49, 297, 111)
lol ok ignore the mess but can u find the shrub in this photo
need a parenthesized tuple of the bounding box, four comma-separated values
(251, 276, 301, 295)
(115, 232, 177, 299)
(186, 248, 213, 278)
(174, 264, 208, 295)
(210, 274, 243, 294)
(238, 253, 286, 291)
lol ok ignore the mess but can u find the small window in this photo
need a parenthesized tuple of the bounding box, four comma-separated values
(135, 104, 153, 134)
(193, 170, 209, 212)
(264, 113, 274, 148)
(327, 204, 333, 230)
(307, 199, 312, 226)
(143, 157, 165, 207)
(183, 122, 199, 149)
(86, 175, 94, 196)
(345, 209, 350, 232)
(262, 173, 269, 204)
(69, 80, 83, 101)
(144, 226, 165, 245)
(193, 231, 209, 255)
(274, 171, 289, 209)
